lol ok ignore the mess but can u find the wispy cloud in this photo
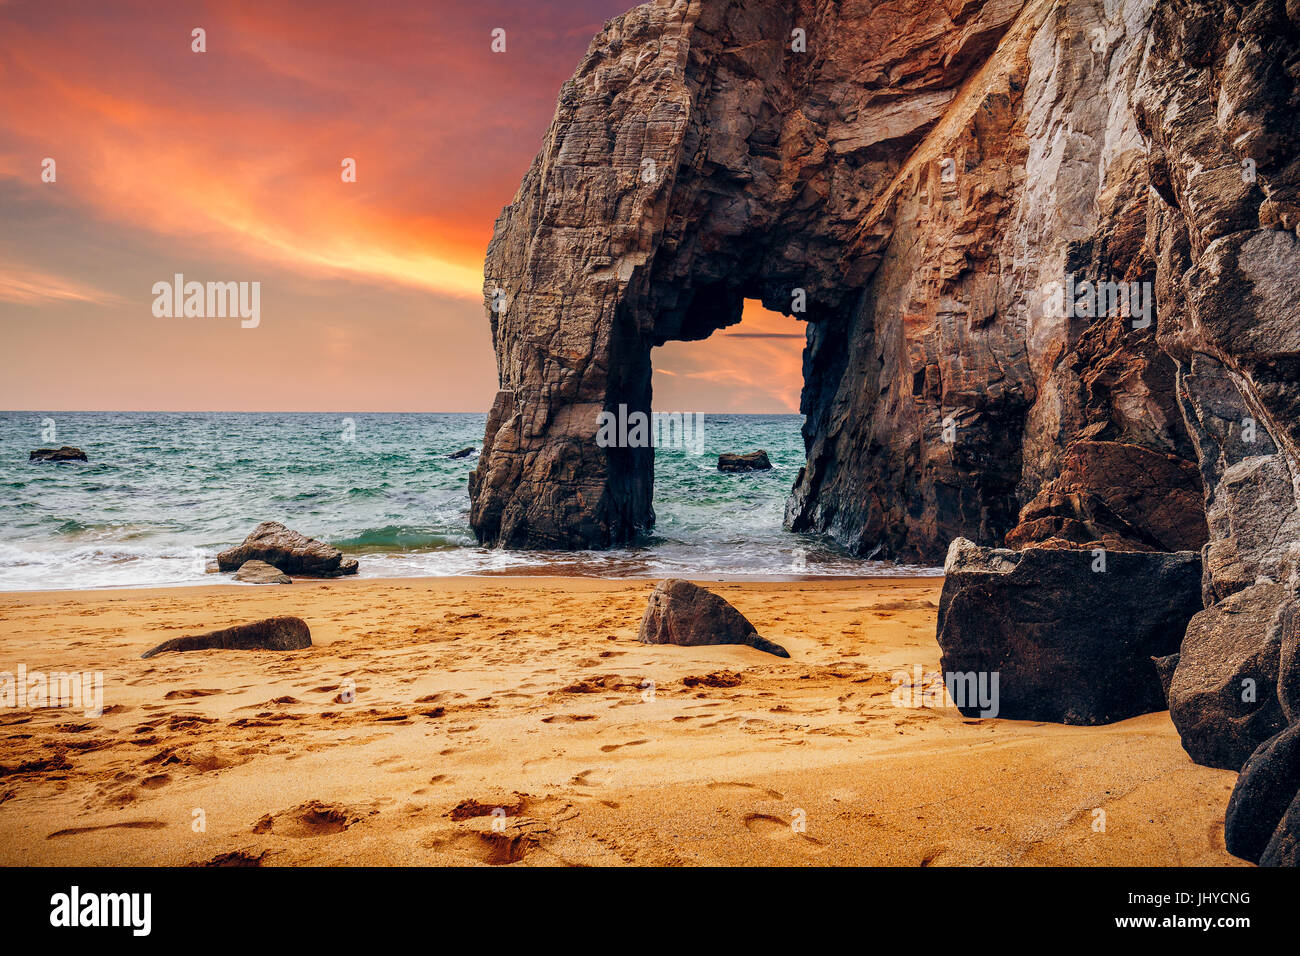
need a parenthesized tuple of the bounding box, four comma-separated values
(0, 266, 124, 306)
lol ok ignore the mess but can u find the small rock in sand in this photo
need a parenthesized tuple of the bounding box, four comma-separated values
(233, 560, 291, 584)
(638, 579, 788, 658)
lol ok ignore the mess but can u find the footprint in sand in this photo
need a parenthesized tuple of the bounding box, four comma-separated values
(192, 848, 267, 867)
(707, 781, 784, 800)
(599, 738, 650, 753)
(424, 828, 535, 866)
(742, 813, 826, 850)
(252, 800, 370, 838)
(163, 688, 222, 700)
(48, 820, 167, 839)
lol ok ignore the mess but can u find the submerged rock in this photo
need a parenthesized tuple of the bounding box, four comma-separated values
(29, 446, 87, 462)
(233, 559, 291, 585)
(718, 451, 772, 473)
(141, 616, 311, 659)
(217, 522, 358, 578)
(937, 539, 1202, 724)
(448, 447, 477, 460)
(638, 579, 788, 658)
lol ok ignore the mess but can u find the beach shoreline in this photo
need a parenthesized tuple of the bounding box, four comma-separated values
(0, 575, 1242, 866)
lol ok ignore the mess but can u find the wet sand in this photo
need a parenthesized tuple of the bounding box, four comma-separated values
(0, 576, 1243, 866)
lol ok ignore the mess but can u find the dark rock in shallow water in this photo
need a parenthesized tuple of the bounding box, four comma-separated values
(141, 616, 311, 659)
(937, 539, 1202, 724)
(1168, 583, 1289, 771)
(217, 522, 358, 577)
(638, 579, 788, 658)
(448, 447, 477, 460)
(1225, 723, 1300, 864)
(233, 560, 291, 584)
(717, 451, 771, 473)
(29, 446, 87, 462)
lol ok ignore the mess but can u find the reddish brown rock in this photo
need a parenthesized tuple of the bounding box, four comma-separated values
(1005, 441, 1208, 553)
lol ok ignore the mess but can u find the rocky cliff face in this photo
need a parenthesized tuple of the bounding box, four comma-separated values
(1135, 0, 1300, 774)
(471, 0, 1294, 577)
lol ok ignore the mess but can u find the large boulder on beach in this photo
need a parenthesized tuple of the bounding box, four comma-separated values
(1225, 722, 1300, 864)
(638, 579, 788, 658)
(141, 616, 311, 659)
(936, 539, 1202, 724)
(217, 522, 358, 577)
(29, 446, 86, 462)
(717, 451, 771, 473)
(233, 560, 291, 585)
(1168, 583, 1289, 770)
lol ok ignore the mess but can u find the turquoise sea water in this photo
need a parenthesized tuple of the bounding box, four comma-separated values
(0, 411, 940, 591)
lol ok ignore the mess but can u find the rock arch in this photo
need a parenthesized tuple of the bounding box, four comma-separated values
(466, 0, 1296, 566)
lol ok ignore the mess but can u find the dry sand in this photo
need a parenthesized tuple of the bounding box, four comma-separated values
(0, 576, 1243, 866)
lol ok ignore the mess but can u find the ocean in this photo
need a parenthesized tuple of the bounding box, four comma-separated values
(0, 411, 940, 591)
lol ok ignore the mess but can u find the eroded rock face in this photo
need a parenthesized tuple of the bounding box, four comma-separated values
(1132, 0, 1300, 772)
(469, 0, 1216, 563)
(937, 538, 1202, 724)
(638, 578, 789, 657)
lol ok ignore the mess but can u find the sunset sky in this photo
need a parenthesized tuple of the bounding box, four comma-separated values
(0, 0, 804, 413)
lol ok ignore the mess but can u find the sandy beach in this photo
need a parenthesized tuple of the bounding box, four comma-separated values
(0, 576, 1243, 866)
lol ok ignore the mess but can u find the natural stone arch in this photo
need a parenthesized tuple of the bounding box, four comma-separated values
(469, 0, 1212, 563)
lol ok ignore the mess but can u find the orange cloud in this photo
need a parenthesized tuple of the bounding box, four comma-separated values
(0, 266, 123, 306)
(0, 0, 616, 299)
(0, 1, 809, 414)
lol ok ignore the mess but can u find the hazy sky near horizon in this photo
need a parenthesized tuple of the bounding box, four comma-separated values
(0, 0, 805, 413)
